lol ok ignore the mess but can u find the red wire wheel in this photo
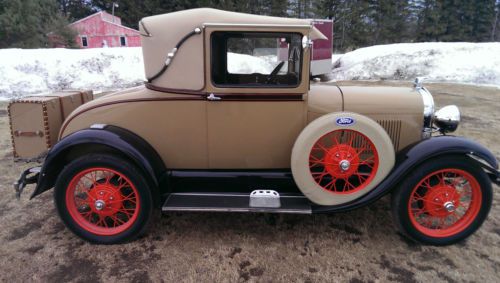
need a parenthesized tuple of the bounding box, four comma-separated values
(65, 167, 140, 236)
(408, 169, 482, 238)
(309, 129, 379, 194)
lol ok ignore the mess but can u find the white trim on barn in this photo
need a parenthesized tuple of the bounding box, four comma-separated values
(69, 11, 105, 26)
(102, 19, 140, 33)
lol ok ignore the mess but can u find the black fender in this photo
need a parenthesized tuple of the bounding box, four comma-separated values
(313, 135, 499, 213)
(31, 125, 167, 202)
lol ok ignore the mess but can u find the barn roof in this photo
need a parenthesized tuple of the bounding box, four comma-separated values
(70, 11, 139, 33)
(140, 8, 326, 91)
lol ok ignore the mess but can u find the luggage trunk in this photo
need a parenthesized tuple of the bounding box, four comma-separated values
(8, 90, 93, 160)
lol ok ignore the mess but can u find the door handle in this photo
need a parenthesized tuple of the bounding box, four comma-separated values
(207, 93, 221, 101)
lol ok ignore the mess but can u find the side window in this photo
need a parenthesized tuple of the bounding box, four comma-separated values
(81, 36, 88, 47)
(211, 32, 302, 88)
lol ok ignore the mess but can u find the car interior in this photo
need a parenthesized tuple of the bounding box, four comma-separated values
(211, 31, 302, 87)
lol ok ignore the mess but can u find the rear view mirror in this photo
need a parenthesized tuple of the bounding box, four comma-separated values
(302, 35, 313, 49)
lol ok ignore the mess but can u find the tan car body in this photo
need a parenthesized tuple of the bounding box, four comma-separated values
(11, 8, 500, 247)
(59, 8, 424, 170)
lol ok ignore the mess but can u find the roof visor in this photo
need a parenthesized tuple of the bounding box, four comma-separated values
(310, 26, 328, 40)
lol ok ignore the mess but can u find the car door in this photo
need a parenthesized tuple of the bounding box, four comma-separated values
(204, 26, 312, 169)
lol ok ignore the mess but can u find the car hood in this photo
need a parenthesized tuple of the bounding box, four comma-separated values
(308, 82, 423, 116)
(340, 85, 423, 116)
(308, 82, 344, 114)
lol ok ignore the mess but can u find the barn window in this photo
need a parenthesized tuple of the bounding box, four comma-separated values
(81, 36, 88, 47)
(120, 36, 127, 47)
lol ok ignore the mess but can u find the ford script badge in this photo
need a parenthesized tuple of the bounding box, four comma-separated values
(336, 117, 356, 126)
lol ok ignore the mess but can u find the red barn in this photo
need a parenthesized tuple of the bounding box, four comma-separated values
(69, 11, 141, 48)
(310, 19, 333, 76)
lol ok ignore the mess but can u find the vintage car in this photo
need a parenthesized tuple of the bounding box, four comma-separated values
(11, 8, 500, 245)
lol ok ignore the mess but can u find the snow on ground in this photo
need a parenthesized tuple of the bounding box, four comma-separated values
(227, 53, 275, 74)
(331, 53, 343, 65)
(0, 47, 145, 100)
(1, 42, 499, 100)
(0, 49, 278, 100)
(330, 42, 500, 86)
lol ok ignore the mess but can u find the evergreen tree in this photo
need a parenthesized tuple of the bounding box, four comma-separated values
(3, 0, 497, 49)
(57, 0, 95, 21)
(416, 0, 497, 42)
(267, 0, 289, 16)
(0, 0, 76, 48)
(289, 0, 315, 18)
(416, 0, 443, 41)
(313, 0, 343, 20)
(336, 0, 373, 50)
(472, 0, 496, 41)
(368, 0, 412, 44)
(494, 0, 500, 40)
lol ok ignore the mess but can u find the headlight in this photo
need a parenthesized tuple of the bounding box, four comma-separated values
(434, 105, 460, 133)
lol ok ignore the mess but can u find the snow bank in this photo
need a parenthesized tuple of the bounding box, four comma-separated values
(0, 47, 145, 100)
(227, 53, 275, 74)
(0, 49, 279, 100)
(1, 42, 499, 100)
(330, 42, 500, 86)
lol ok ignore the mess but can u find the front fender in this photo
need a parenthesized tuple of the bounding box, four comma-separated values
(31, 125, 167, 199)
(313, 135, 499, 213)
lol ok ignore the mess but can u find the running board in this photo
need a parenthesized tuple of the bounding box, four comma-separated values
(162, 191, 312, 214)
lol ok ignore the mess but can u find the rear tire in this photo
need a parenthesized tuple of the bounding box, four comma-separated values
(54, 154, 153, 244)
(391, 155, 492, 245)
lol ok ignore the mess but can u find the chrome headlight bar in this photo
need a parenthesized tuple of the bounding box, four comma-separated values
(420, 87, 435, 129)
(415, 78, 435, 138)
(414, 78, 460, 136)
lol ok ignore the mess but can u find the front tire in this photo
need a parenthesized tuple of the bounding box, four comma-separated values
(54, 154, 153, 244)
(392, 155, 492, 245)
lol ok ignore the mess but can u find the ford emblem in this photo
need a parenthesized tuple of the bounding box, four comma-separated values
(336, 117, 356, 126)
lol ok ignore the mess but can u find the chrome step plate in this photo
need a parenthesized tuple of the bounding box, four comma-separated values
(162, 192, 311, 214)
(249, 190, 280, 208)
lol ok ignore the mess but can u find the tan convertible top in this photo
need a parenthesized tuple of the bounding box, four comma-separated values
(140, 8, 327, 91)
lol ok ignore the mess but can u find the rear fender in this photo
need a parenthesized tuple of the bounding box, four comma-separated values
(313, 135, 499, 213)
(31, 125, 167, 203)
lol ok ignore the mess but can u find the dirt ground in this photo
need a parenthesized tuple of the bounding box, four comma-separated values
(0, 81, 499, 282)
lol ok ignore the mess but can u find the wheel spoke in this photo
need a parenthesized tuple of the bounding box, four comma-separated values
(325, 180, 337, 191)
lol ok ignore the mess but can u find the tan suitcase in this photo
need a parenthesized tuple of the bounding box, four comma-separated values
(80, 90, 93, 103)
(8, 90, 93, 160)
(52, 90, 94, 119)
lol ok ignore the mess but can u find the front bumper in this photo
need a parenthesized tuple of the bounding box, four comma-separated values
(14, 167, 40, 199)
(492, 173, 500, 186)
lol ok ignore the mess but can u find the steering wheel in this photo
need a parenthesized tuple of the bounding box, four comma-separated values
(266, 61, 285, 84)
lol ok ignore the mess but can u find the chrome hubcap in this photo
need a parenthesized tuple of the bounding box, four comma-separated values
(339, 160, 350, 171)
(95, 200, 105, 211)
(444, 201, 455, 212)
